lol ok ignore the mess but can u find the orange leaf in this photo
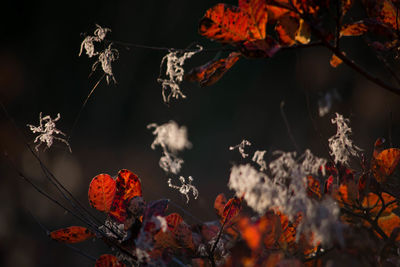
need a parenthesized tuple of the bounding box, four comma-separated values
(340, 21, 368, 37)
(276, 13, 299, 46)
(50, 226, 94, 243)
(239, 0, 269, 40)
(185, 52, 241, 87)
(362, 192, 397, 217)
(199, 1, 268, 44)
(95, 254, 126, 267)
(267, 1, 292, 21)
(372, 148, 400, 183)
(222, 197, 242, 225)
(330, 52, 345, 68)
(380, 0, 400, 30)
(333, 181, 357, 207)
(88, 173, 116, 212)
(109, 169, 142, 222)
(378, 213, 400, 239)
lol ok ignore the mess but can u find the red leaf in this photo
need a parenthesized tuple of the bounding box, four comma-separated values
(50, 226, 94, 243)
(222, 197, 242, 225)
(109, 169, 142, 222)
(88, 173, 116, 212)
(95, 254, 126, 267)
(199, 1, 268, 44)
(239, 0, 269, 40)
(185, 52, 241, 87)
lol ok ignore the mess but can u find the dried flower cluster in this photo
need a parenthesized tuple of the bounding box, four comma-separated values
(79, 24, 119, 84)
(148, 121, 198, 202)
(27, 112, 71, 152)
(328, 113, 361, 164)
(228, 148, 340, 246)
(158, 45, 203, 103)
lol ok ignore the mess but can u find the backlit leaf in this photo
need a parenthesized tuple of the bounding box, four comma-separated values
(109, 169, 142, 222)
(276, 13, 299, 46)
(377, 213, 400, 239)
(340, 21, 368, 37)
(185, 52, 241, 87)
(239, 0, 269, 39)
(199, 3, 253, 43)
(95, 254, 126, 267)
(222, 197, 242, 225)
(372, 148, 400, 183)
(330, 53, 344, 67)
(88, 173, 116, 212)
(50, 226, 95, 243)
(199, 1, 268, 44)
(362, 192, 398, 217)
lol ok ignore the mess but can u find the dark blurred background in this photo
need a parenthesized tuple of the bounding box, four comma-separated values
(1, 0, 400, 266)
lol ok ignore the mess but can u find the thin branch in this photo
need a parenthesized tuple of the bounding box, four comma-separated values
(280, 101, 301, 153)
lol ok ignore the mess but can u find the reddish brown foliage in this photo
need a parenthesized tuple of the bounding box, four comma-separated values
(50, 226, 94, 243)
(88, 173, 116, 212)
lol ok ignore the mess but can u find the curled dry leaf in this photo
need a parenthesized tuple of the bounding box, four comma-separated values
(185, 52, 241, 87)
(95, 254, 126, 267)
(88, 173, 116, 212)
(109, 169, 142, 222)
(50, 226, 95, 243)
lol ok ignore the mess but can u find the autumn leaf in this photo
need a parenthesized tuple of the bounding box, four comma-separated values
(214, 193, 227, 218)
(50, 226, 95, 243)
(88, 173, 116, 212)
(362, 192, 398, 218)
(95, 254, 126, 267)
(199, 0, 268, 44)
(221, 197, 242, 225)
(276, 12, 300, 46)
(333, 181, 358, 207)
(330, 53, 344, 67)
(376, 213, 400, 239)
(185, 52, 241, 87)
(340, 21, 368, 37)
(109, 169, 142, 222)
(372, 148, 400, 183)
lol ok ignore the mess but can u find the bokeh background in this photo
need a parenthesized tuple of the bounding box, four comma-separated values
(1, 0, 400, 266)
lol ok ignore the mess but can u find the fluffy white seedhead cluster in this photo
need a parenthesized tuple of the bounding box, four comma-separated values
(79, 24, 118, 84)
(148, 121, 199, 202)
(328, 113, 361, 164)
(158, 45, 203, 103)
(252, 150, 267, 171)
(147, 121, 191, 174)
(168, 176, 199, 203)
(229, 139, 252, 158)
(27, 112, 71, 152)
(228, 150, 341, 246)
